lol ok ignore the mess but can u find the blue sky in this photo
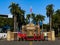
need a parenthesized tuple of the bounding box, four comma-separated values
(0, 0, 60, 24)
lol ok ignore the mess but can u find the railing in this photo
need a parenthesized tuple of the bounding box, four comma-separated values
(17, 33, 44, 41)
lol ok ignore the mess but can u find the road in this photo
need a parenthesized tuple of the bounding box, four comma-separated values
(0, 38, 60, 45)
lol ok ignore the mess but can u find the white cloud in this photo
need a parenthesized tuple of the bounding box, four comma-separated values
(8, 14, 13, 18)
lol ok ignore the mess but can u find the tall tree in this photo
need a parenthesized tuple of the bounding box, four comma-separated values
(9, 2, 21, 32)
(40, 15, 45, 31)
(35, 14, 42, 24)
(33, 14, 45, 34)
(46, 4, 54, 31)
(53, 9, 60, 34)
(17, 8, 25, 31)
(26, 14, 30, 23)
(31, 13, 35, 22)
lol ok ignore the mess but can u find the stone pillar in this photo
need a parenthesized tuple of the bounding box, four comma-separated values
(7, 31, 11, 41)
(10, 32, 14, 41)
(47, 32, 52, 41)
(51, 31, 55, 41)
(7, 31, 15, 41)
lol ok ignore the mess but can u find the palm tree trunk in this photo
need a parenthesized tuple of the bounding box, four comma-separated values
(50, 15, 52, 31)
(38, 21, 40, 34)
(14, 15, 17, 32)
(42, 21, 43, 31)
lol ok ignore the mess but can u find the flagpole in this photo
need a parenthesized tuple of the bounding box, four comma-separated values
(30, 7, 32, 23)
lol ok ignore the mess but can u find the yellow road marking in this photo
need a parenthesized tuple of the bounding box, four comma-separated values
(29, 41, 32, 45)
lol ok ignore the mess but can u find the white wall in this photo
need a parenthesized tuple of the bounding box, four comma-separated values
(0, 33, 7, 39)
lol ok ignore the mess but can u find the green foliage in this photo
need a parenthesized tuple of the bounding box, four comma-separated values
(9, 2, 25, 31)
(46, 4, 54, 30)
(9, 2, 25, 23)
(26, 13, 35, 24)
(26, 13, 45, 25)
(9, 2, 20, 15)
(58, 33, 60, 37)
(46, 4, 54, 17)
(0, 18, 13, 27)
(26, 14, 30, 21)
(53, 9, 60, 28)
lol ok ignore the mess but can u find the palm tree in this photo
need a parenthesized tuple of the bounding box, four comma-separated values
(53, 9, 60, 35)
(35, 14, 42, 24)
(9, 2, 21, 32)
(34, 14, 42, 34)
(26, 13, 35, 23)
(31, 13, 35, 22)
(9, 2, 25, 32)
(40, 15, 45, 31)
(46, 4, 54, 31)
(26, 14, 30, 23)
